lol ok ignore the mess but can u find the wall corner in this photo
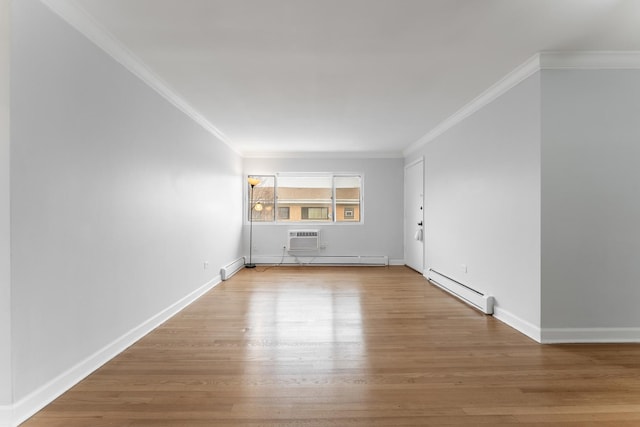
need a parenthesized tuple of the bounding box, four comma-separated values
(0, 0, 13, 412)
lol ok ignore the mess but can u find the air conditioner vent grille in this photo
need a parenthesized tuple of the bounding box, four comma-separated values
(289, 231, 318, 237)
(288, 229, 319, 251)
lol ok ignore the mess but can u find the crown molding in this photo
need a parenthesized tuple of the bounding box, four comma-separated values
(403, 54, 541, 156)
(540, 51, 640, 69)
(404, 51, 640, 156)
(243, 150, 404, 159)
(9, 275, 223, 426)
(39, 0, 240, 156)
(30, 6, 640, 160)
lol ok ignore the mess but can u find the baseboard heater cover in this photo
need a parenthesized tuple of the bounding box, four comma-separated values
(251, 255, 389, 266)
(426, 269, 494, 315)
(220, 257, 246, 281)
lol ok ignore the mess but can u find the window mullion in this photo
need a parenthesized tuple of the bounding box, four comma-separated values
(332, 174, 336, 222)
(274, 175, 278, 223)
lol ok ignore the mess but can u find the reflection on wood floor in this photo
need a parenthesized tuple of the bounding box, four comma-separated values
(24, 266, 640, 426)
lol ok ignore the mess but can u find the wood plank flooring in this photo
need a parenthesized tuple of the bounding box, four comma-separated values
(23, 266, 640, 426)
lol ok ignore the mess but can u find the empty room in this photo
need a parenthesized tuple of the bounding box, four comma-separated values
(2, 0, 640, 425)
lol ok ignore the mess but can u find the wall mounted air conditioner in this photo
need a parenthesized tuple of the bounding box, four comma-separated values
(288, 230, 319, 251)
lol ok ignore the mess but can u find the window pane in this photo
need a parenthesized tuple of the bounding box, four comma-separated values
(245, 174, 362, 224)
(301, 207, 329, 220)
(277, 206, 290, 220)
(277, 175, 333, 222)
(248, 175, 275, 222)
(335, 175, 361, 222)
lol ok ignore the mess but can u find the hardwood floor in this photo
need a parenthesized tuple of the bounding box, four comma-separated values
(23, 266, 640, 426)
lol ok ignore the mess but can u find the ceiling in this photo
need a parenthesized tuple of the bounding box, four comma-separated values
(68, 0, 640, 156)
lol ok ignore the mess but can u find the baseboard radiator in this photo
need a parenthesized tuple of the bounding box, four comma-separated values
(220, 257, 246, 281)
(290, 255, 388, 266)
(426, 268, 494, 315)
(252, 255, 389, 266)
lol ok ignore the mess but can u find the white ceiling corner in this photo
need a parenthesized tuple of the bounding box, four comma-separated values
(40, 0, 640, 157)
(39, 0, 240, 155)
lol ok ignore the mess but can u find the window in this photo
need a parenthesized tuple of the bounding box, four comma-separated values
(335, 175, 361, 222)
(301, 207, 329, 220)
(278, 175, 333, 222)
(246, 173, 362, 223)
(247, 175, 275, 222)
(277, 206, 290, 220)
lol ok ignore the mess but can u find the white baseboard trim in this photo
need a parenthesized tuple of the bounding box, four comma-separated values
(389, 259, 405, 266)
(541, 327, 640, 344)
(10, 275, 222, 427)
(251, 255, 390, 266)
(492, 306, 542, 343)
(0, 405, 12, 427)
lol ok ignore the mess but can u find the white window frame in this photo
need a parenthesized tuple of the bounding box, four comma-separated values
(244, 172, 364, 225)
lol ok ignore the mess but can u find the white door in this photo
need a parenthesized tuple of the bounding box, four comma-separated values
(404, 159, 424, 273)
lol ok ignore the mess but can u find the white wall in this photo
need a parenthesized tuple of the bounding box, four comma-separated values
(0, 0, 11, 409)
(407, 73, 541, 334)
(242, 157, 404, 263)
(11, 0, 242, 402)
(541, 69, 640, 330)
